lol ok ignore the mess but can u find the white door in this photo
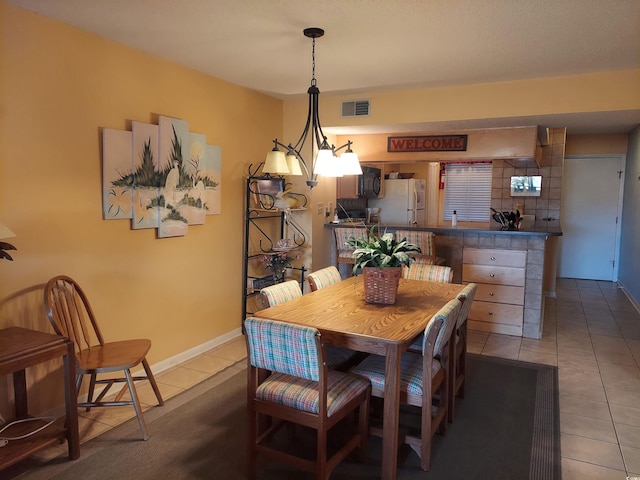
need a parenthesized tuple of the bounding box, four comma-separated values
(558, 156, 624, 281)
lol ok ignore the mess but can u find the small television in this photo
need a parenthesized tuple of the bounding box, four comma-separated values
(510, 176, 542, 197)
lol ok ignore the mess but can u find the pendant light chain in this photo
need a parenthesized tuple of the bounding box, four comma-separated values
(311, 37, 317, 87)
(262, 27, 361, 188)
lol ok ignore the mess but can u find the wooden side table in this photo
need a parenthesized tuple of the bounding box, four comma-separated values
(0, 327, 80, 470)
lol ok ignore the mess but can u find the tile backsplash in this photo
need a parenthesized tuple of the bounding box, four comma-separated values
(491, 127, 565, 229)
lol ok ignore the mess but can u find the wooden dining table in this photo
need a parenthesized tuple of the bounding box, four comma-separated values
(253, 274, 464, 480)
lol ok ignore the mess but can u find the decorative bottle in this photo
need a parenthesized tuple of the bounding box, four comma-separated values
(451, 210, 457, 227)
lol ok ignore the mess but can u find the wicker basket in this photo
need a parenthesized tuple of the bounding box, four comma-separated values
(362, 266, 402, 304)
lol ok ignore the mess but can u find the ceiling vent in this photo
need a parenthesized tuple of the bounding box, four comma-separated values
(341, 99, 370, 118)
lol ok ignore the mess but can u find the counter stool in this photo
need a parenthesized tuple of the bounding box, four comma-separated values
(394, 230, 445, 265)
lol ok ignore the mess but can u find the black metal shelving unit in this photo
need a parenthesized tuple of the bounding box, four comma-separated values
(242, 165, 308, 321)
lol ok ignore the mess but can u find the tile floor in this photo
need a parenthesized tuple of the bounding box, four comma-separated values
(466, 278, 640, 480)
(9, 278, 640, 479)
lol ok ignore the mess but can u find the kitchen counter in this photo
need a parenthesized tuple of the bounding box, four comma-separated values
(325, 222, 562, 339)
(325, 222, 562, 237)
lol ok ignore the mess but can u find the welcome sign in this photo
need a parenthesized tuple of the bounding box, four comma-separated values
(387, 134, 468, 152)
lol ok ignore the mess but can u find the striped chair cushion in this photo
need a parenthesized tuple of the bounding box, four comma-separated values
(261, 280, 302, 307)
(244, 317, 320, 381)
(335, 228, 367, 262)
(394, 230, 448, 265)
(350, 352, 441, 397)
(308, 266, 342, 291)
(456, 283, 478, 328)
(403, 264, 453, 283)
(394, 230, 434, 256)
(432, 298, 463, 358)
(256, 369, 370, 417)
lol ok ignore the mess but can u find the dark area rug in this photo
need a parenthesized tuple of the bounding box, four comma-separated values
(5, 355, 559, 480)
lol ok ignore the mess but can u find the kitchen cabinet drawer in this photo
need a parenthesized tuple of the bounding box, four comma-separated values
(469, 301, 523, 326)
(463, 247, 527, 337)
(463, 248, 526, 268)
(462, 264, 525, 287)
(468, 319, 523, 337)
(474, 283, 524, 305)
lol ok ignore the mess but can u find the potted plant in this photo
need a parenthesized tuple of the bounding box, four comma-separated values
(346, 227, 421, 304)
(261, 251, 300, 281)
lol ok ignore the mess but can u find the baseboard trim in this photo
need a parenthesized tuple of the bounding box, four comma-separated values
(618, 281, 640, 314)
(147, 327, 243, 375)
(43, 328, 244, 418)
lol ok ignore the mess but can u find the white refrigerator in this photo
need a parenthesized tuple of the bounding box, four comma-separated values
(369, 178, 426, 226)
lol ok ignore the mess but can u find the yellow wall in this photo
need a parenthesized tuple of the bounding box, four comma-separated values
(283, 70, 640, 131)
(0, 3, 282, 412)
(565, 134, 629, 156)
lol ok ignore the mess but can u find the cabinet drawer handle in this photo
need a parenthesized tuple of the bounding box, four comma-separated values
(489, 292, 494, 296)
(490, 256, 496, 261)
(489, 273, 495, 278)
(488, 311, 493, 316)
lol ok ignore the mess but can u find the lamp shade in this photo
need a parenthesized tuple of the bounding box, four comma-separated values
(263, 150, 289, 175)
(313, 149, 343, 177)
(340, 151, 362, 175)
(0, 222, 15, 240)
(286, 153, 303, 176)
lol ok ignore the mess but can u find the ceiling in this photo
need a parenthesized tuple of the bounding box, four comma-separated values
(8, 0, 640, 135)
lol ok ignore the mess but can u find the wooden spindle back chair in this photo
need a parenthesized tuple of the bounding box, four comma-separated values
(44, 275, 164, 440)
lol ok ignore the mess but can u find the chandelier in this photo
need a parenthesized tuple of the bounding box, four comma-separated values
(263, 27, 362, 189)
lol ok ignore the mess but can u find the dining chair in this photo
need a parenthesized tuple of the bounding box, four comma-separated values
(307, 265, 365, 369)
(334, 227, 367, 270)
(307, 266, 342, 292)
(350, 298, 462, 471)
(260, 280, 302, 309)
(404, 264, 453, 356)
(244, 317, 371, 480)
(449, 282, 478, 422)
(394, 230, 445, 265)
(402, 263, 453, 283)
(260, 278, 360, 371)
(44, 275, 164, 441)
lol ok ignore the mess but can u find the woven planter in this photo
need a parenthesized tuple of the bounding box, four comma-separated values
(362, 266, 402, 304)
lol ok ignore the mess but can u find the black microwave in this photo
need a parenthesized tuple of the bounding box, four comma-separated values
(358, 166, 382, 198)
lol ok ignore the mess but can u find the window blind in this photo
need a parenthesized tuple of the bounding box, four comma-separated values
(443, 163, 492, 221)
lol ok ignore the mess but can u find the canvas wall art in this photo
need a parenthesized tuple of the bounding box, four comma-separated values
(131, 121, 160, 230)
(102, 129, 133, 220)
(101, 115, 221, 238)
